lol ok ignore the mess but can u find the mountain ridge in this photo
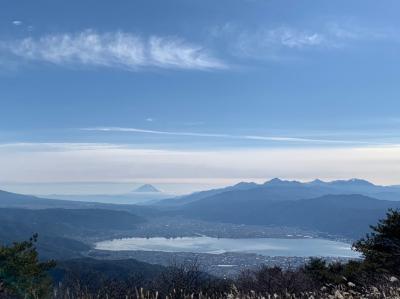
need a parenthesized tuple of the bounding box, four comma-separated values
(156, 178, 400, 206)
(177, 193, 400, 238)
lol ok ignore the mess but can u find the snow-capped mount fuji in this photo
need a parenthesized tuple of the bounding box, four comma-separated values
(133, 184, 161, 193)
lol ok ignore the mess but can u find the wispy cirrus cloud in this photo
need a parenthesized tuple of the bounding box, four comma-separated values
(211, 21, 396, 60)
(0, 30, 226, 71)
(81, 126, 387, 145)
(242, 27, 325, 50)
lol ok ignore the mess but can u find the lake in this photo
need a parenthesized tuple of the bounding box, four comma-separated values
(95, 236, 360, 258)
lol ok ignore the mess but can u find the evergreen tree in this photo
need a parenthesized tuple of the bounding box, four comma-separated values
(354, 209, 400, 275)
(0, 234, 55, 299)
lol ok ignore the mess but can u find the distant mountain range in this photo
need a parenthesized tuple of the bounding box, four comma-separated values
(156, 181, 259, 206)
(155, 178, 400, 238)
(157, 178, 400, 206)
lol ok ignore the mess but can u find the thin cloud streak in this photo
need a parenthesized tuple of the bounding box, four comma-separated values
(211, 21, 397, 60)
(82, 127, 386, 145)
(1, 30, 226, 71)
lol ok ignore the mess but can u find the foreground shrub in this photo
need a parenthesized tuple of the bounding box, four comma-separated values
(237, 265, 315, 294)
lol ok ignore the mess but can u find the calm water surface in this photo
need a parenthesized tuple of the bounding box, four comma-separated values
(95, 236, 360, 258)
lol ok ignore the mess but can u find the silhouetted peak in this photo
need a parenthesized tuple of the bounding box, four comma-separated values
(232, 182, 258, 188)
(133, 184, 161, 193)
(264, 178, 282, 184)
(308, 179, 326, 185)
(330, 179, 375, 187)
(264, 178, 302, 186)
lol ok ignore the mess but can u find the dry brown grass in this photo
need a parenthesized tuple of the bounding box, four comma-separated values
(52, 281, 400, 299)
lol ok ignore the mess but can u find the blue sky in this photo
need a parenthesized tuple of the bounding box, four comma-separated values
(0, 0, 399, 193)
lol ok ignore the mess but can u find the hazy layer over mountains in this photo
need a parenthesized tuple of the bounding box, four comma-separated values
(47, 184, 168, 205)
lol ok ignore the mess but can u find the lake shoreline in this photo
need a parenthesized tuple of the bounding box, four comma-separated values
(95, 236, 360, 258)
